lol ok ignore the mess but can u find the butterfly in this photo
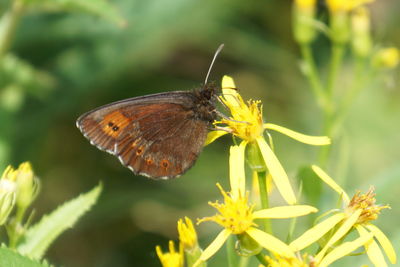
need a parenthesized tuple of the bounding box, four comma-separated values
(76, 45, 225, 179)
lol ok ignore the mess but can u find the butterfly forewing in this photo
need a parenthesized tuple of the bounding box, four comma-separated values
(76, 91, 211, 179)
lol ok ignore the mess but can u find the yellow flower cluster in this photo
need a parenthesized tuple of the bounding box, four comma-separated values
(155, 76, 396, 267)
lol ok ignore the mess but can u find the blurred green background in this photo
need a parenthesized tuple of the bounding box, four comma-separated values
(1, 0, 399, 266)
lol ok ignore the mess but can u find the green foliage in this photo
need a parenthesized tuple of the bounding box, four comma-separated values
(24, 0, 126, 26)
(17, 183, 102, 259)
(0, 245, 52, 267)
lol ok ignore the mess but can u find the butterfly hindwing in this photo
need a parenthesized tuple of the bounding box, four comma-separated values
(116, 108, 208, 179)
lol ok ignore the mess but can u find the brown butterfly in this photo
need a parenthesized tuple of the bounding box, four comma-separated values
(76, 45, 225, 179)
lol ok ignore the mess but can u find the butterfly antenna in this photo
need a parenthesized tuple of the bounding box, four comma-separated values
(204, 44, 224, 85)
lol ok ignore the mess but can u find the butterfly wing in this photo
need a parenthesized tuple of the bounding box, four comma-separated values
(77, 92, 209, 179)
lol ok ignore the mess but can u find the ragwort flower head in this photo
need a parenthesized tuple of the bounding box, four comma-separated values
(345, 186, 390, 224)
(289, 166, 396, 267)
(194, 182, 317, 266)
(156, 240, 184, 267)
(198, 183, 256, 235)
(205, 76, 330, 205)
(327, 0, 374, 12)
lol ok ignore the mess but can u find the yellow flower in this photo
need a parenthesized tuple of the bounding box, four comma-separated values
(295, 0, 316, 9)
(261, 235, 375, 267)
(327, 0, 374, 12)
(289, 165, 396, 267)
(260, 254, 311, 267)
(193, 183, 318, 266)
(373, 47, 400, 69)
(156, 240, 184, 267)
(177, 217, 198, 252)
(206, 76, 330, 204)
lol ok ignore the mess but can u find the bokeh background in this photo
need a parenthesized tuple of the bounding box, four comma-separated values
(1, 0, 399, 266)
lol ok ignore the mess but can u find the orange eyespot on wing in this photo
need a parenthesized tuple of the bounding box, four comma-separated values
(101, 111, 131, 138)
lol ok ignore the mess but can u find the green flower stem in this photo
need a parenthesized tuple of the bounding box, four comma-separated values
(227, 235, 238, 267)
(300, 44, 327, 109)
(257, 171, 272, 234)
(317, 44, 345, 168)
(333, 56, 369, 134)
(255, 251, 268, 266)
(238, 256, 249, 267)
(327, 44, 345, 101)
(0, 0, 24, 57)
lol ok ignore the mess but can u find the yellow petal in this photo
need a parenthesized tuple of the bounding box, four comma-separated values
(221, 75, 240, 108)
(205, 130, 229, 146)
(290, 213, 345, 251)
(318, 232, 374, 267)
(246, 227, 295, 258)
(365, 224, 397, 264)
(315, 209, 362, 263)
(311, 165, 350, 204)
(256, 137, 296, 204)
(229, 141, 247, 198)
(194, 229, 231, 266)
(264, 123, 331, 146)
(356, 225, 388, 267)
(253, 205, 317, 219)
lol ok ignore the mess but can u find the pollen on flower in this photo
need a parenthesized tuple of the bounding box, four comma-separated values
(262, 254, 311, 267)
(345, 186, 390, 224)
(197, 183, 256, 235)
(217, 95, 264, 142)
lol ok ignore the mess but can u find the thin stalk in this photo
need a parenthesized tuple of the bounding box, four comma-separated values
(300, 44, 327, 109)
(257, 171, 272, 234)
(317, 44, 345, 168)
(326, 44, 345, 100)
(227, 235, 238, 267)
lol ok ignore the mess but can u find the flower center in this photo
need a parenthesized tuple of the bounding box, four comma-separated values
(198, 184, 255, 235)
(218, 95, 264, 142)
(346, 186, 390, 224)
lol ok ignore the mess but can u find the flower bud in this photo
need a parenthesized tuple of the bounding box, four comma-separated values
(246, 142, 267, 172)
(329, 11, 350, 44)
(293, 0, 317, 44)
(0, 166, 18, 225)
(15, 162, 39, 211)
(236, 233, 262, 257)
(372, 47, 399, 69)
(351, 7, 372, 57)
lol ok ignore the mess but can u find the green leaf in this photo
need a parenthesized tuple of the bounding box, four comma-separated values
(27, 0, 126, 26)
(17, 183, 102, 259)
(0, 245, 52, 267)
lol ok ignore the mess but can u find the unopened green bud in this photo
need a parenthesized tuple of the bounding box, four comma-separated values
(330, 11, 350, 44)
(0, 166, 18, 225)
(293, 0, 317, 44)
(351, 7, 372, 57)
(246, 142, 266, 172)
(15, 162, 39, 211)
(236, 233, 262, 257)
